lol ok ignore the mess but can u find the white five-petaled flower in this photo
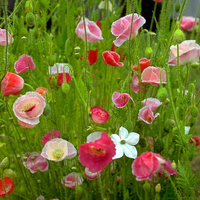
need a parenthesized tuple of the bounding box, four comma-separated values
(111, 126, 139, 159)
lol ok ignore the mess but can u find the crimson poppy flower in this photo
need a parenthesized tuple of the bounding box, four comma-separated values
(1, 72, 24, 97)
(88, 49, 98, 65)
(0, 177, 14, 196)
(102, 51, 124, 66)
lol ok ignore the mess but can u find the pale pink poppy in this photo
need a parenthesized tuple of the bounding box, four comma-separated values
(17, 119, 36, 129)
(112, 92, 134, 108)
(141, 66, 166, 85)
(1, 72, 24, 97)
(111, 13, 146, 47)
(84, 167, 102, 180)
(86, 132, 102, 142)
(180, 16, 199, 31)
(62, 172, 83, 188)
(167, 40, 200, 66)
(141, 98, 162, 111)
(132, 152, 165, 181)
(14, 54, 36, 73)
(75, 18, 103, 42)
(23, 153, 49, 174)
(42, 130, 61, 145)
(138, 106, 159, 124)
(130, 73, 139, 93)
(0, 29, 14, 46)
(13, 92, 46, 125)
(41, 138, 77, 162)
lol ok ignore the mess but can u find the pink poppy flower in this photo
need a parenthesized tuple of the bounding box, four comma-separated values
(23, 153, 49, 173)
(0, 29, 14, 46)
(79, 132, 116, 173)
(1, 72, 24, 97)
(49, 63, 72, 87)
(138, 106, 159, 124)
(141, 66, 166, 86)
(130, 73, 140, 93)
(35, 87, 49, 98)
(132, 152, 165, 181)
(180, 16, 199, 31)
(112, 92, 134, 108)
(42, 130, 61, 145)
(190, 136, 200, 146)
(102, 51, 124, 66)
(17, 119, 36, 129)
(75, 17, 103, 42)
(158, 159, 176, 177)
(141, 98, 162, 111)
(0, 177, 14, 196)
(62, 172, 83, 189)
(41, 138, 77, 162)
(13, 92, 46, 125)
(14, 54, 36, 73)
(84, 167, 102, 180)
(90, 106, 109, 124)
(111, 14, 146, 47)
(167, 40, 200, 66)
(133, 58, 151, 73)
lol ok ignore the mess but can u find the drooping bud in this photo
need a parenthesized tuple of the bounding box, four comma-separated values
(61, 83, 70, 94)
(157, 87, 168, 102)
(190, 106, 199, 117)
(175, 1, 181, 13)
(26, 12, 35, 27)
(143, 181, 150, 192)
(145, 47, 153, 59)
(48, 56, 56, 66)
(1, 157, 10, 170)
(191, 62, 199, 69)
(43, 104, 51, 116)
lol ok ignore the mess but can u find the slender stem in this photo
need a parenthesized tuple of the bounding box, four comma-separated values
(149, 2, 157, 32)
(97, 176, 104, 200)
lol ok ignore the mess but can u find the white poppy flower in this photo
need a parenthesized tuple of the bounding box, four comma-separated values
(111, 126, 139, 159)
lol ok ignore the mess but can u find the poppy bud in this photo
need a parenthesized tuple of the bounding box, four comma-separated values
(155, 184, 161, 193)
(43, 104, 51, 116)
(173, 28, 185, 44)
(3, 169, 16, 181)
(20, 27, 28, 37)
(139, 138, 147, 148)
(22, 36, 27, 43)
(175, 1, 181, 13)
(191, 62, 199, 69)
(189, 117, 196, 126)
(195, 25, 200, 34)
(48, 56, 56, 66)
(143, 181, 150, 192)
(26, 12, 35, 27)
(157, 87, 168, 102)
(154, 139, 164, 153)
(190, 106, 199, 117)
(33, 28, 39, 39)
(1, 157, 9, 170)
(61, 83, 70, 94)
(25, 1, 33, 13)
(145, 47, 153, 59)
(74, 46, 81, 58)
(171, 161, 177, 169)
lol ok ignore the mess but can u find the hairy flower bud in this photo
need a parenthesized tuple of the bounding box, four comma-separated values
(175, 1, 181, 13)
(157, 87, 168, 102)
(173, 28, 185, 44)
(143, 181, 150, 192)
(61, 83, 70, 94)
(145, 47, 153, 59)
(155, 184, 161, 193)
(48, 56, 56, 66)
(191, 62, 199, 69)
(190, 106, 199, 117)
(26, 12, 35, 27)
(1, 157, 9, 170)
(43, 104, 51, 116)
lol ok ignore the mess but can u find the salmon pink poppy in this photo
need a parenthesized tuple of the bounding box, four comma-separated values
(180, 16, 199, 31)
(133, 58, 151, 73)
(75, 17, 103, 42)
(102, 51, 124, 66)
(13, 91, 46, 125)
(14, 54, 36, 73)
(62, 172, 83, 189)
(1, 72, 24, 97)
(0, 177, 14, 196)
(111, 13, 146, 47)
(79, 132, 116, 173)
(36, 87, 49, 98)
(132, 152, 165, 181)
(141, 66, 166, 85)
(90, 106, 109, 124)
(167, 40, 200, 66)
(112, 92, 134, 108)
(0, 29, 14, 46)
(42, 130, 61, 145)
(138, 106, 159, 124)
(17, 119, 36, 129)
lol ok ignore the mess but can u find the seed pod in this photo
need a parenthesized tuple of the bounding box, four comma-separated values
(155, 184, 161, 193)
(191, 62, 199, 69)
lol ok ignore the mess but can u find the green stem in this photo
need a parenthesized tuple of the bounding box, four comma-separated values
(149, 2, 157, 32)
(97, 176, 104, 200)
(24, 83, 34, 91)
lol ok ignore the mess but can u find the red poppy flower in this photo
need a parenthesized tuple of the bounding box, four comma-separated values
(133, 58, 151, 73)
(96, 20, 101, 29)
(88, 49, 98, 65)
(1, 72, 24, 96)
(190, 136, 200, 146)
(102, 51, 124, 67)
(0, 177, 14, 196)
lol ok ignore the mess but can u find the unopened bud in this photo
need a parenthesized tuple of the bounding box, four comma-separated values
(157, 87, 168, 102)
(173, 28, 185, 44)
(175, 1, 181, 13)
(145, 47, 153, 59)
(191, 62, 199, 69)
(43, 104, 51, 116)
(190, 106, 199, 117)
(171, 161, 177, 169)
(48, 56, 56, 66)
(61, 83, 70, 94)
(26, 12, 35, 27)
(155, 183, 161, 193)
(1, 157, 9, 170)
(143, 181, 150, 192)
(25, 1, 33, 13)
